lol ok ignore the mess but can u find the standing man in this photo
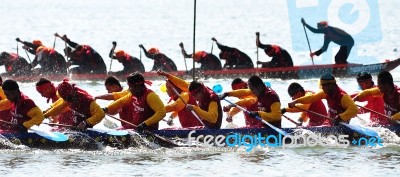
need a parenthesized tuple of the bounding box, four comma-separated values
(212, 37, 254, 69)
(179, 42, 222, 71)
(139, 45, 177, 72)
(109, 50, 145, 75)
(256, 32, 293, 68)
(57, 34, 107, 74)
(0, 80, 45, 132)
(301, 18, 354, 64)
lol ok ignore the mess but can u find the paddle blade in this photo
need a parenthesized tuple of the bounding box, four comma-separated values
(88, 128, 129, 136)
(29, 125, 69, 142)
(340, 122, 379, 137)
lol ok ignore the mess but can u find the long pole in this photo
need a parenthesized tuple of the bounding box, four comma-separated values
(303, 23, 314, 65)
(192, 0, 197, 81)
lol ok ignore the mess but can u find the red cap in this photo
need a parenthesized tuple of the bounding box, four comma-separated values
(57, 80, 74, 99)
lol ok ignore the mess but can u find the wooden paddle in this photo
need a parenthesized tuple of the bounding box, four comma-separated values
(223, 99, 288, 135)
(282, 114, 301, 127)
(108, 41, 117, 74)
(302, 18, 314, 65)
(293, 105, 379, 137)
(0, 119, 68, 142)
(105, 114, 181, 147)
(356, 104, 400, 124)
(255, 32, 259, 69)
(44, 122, 129, 136)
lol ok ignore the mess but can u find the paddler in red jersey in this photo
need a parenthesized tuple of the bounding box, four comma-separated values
(289, 74, 358, 126)
(0, 80, 44, 132)
(109, 50, 145, 75)
(43, 80, 105, 130)
(15, 38, 43, 54)
(256, 32, 293, 68)
(350, 72, 388, 126)
(301, 18, 354, 64)
(0, 52, 32, 76)
(212, 37, 254, 69)
(102, 72, 166, 133)
(158, 70, 223, 129)
(35, 78, 74, 125)
(219, 78, 263, 128)
(95, 76, 136, 129)
(179, 42, 222, 72)
(353, 71, 400, 124)
(0, 77, 13, 130)
(139, 44, 177, 72)
(158, 71, 203, 128)
(281, 82, 329, 127)
(58, 34, 107, 74)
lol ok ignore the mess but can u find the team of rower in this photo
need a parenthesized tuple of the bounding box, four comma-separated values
(0, 68, 399, 134)
(0, 18, 356, 77)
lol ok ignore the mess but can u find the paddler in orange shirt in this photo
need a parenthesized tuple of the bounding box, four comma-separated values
(288, 74, 358, 126)
(219, 78, 263, 128)
(157, 70, 223, 129)
(43, 80, 105, 130)
(281, 82, 329, 127)
(35, 78, 74, 125)
(102, 72, 166, 133)
(95, 76, 136, 129)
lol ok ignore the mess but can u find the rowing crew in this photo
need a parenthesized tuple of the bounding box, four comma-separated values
(0, 68, 397, 135)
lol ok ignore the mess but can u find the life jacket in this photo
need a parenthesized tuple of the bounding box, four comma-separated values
(65, 88, 95, 126)
(383, 85, 400, 118)
(9, 93, 38, 131)
(255, 88, 281, 128)
(131, 88, 158, 130)
(197, 87, 222, 129)
(360, 86, 388, 126)
(305, 90, 329, 126)
(175, 93, 203, 128)
(326, 86, 347, 124)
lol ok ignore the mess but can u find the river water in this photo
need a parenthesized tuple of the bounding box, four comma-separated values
(1, 0, 400, 176)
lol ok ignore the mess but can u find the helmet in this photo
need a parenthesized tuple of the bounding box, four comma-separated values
(148, 48, 159, 54)
(115, 50, 125, 58)
(32, 40, 43, 46)
(193, 51, 206, 61)
(57, 80, 74, 99)
(36, 46, 46, 53)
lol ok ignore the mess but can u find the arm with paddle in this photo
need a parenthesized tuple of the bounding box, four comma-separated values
(108, 41, 117, 74)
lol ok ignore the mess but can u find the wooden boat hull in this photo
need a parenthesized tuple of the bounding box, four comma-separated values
(5, 58, 400, 82)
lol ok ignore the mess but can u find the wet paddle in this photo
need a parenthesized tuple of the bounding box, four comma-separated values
(356, 104, 400, 124)
(165, 80, 208, 128)
(302, 18, 314, 65)
(108, 41, 117, 74)
(0, 119, 68, 142)
(255, 32, 259, 69)
(223, 99, 288, 136)
(53, 35, 57, 49)
(282, 114, 301, 127)
(294, 105, 379, 137)
(44, 122, 129, 136)
(106, 114, 181, 147)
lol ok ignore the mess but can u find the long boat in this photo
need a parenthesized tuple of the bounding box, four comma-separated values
(5, 58, 400, 82)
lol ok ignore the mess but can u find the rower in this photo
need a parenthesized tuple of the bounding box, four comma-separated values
(163, 77, 203, 128)
(0, 52, 32, 76)
(281, 82, 329, 127)
(58, 34, 107, 74)
(301, 18, 354, 64)
(0, 76, 12, 130)
(0, 80, 44, 132)
(219, 78, 263, 128)
(353, 71, 400, 124)
(289, 74, 358, 126)
(95, 76, 136, 129)
(109, 50, 145, 76)
(256, 32, 293, 68)
(350, 72, 388, 126)
(179, 42, 222, 72)
(211, 37, 254, 69)
(35, 78, 74, 125)
(139, 44, 177, 72)
(157, 70, 223, 129)
(44, 80, 105, 130)
(102, 72, 166, 133)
